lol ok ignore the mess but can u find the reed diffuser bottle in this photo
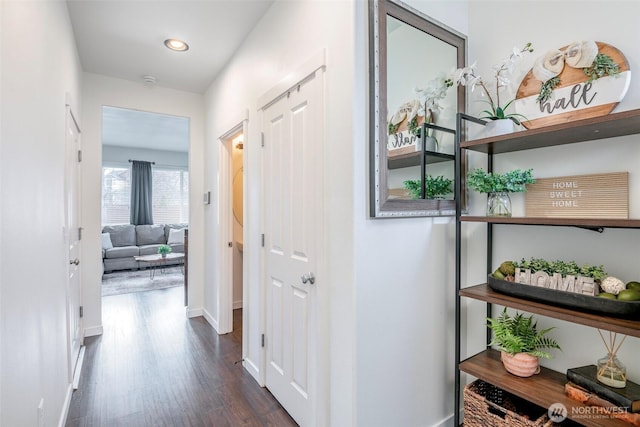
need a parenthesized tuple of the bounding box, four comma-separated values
(596, 330, 627, 388)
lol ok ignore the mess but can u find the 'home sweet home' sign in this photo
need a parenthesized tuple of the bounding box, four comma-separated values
(525, 172, 628, 219)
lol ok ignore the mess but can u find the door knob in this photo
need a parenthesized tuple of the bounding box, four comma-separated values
(70, 258, 80, 265)
(301, 272, 315, 285)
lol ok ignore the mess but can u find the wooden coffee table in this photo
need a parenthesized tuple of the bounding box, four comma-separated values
(134, 253, 185, 279)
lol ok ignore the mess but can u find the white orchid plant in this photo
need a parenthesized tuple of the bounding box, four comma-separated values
(388, 74, 453, 148)
(448, 43, 534, 125)
(414, 74, 452, 123)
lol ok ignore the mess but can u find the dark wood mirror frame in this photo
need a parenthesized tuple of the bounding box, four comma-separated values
(369, 0, 467, 218)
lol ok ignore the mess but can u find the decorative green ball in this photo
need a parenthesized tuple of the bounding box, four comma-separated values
(499, 261, 516, 276)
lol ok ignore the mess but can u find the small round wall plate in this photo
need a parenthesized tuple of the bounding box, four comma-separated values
(515, 42, 630, 129)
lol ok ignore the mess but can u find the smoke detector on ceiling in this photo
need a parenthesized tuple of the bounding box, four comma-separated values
(142, 75, 157, 85)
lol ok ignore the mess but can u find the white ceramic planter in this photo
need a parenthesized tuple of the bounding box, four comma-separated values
(424, 136, 437, 152)
(484, 119, 516, 137)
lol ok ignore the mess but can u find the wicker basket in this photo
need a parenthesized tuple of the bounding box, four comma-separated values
(464, 380, 553, 427)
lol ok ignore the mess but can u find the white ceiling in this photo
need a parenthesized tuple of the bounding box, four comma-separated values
(67, 0, 274, 94)
(102, 106, 190, 152)
(67, 0, 274, 153)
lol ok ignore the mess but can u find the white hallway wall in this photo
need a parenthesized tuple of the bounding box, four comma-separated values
(204, 0, 469, 425)
(203, 0, 358, 424)
(81, 73, 205, 335)
(355, 1, 468, 426)
(0, 1, 82, 425)
(464, 0, 640, 398)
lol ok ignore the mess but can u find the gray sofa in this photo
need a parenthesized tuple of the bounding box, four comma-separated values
(101, 223, 187, 273)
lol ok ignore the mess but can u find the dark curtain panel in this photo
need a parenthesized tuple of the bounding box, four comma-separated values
(130, 160, 153, 225)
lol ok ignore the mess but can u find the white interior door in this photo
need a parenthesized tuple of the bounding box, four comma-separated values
(263, 71, 323, 426)
(65, 104, 83, 384)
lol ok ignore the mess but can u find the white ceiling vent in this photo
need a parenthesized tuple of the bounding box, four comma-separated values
(142, 75, 157, 85)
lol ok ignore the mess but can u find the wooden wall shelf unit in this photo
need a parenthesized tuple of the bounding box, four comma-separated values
(385, 122, 457, 210)
(453, 109, 640, 427)
(460, 349, 632, 427)
(460, 109, 640, 154)
(460, 284, 640, 338)
(460, 216, 640, 229)
(388, 151, 454, 170)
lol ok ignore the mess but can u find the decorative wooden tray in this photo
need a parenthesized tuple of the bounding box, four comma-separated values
(487, 275, 640, 318)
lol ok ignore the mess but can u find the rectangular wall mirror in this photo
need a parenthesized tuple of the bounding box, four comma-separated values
(369, 0, 466, 218)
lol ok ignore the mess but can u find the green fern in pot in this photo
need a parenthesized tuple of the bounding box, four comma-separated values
(488, 308, 561, 377)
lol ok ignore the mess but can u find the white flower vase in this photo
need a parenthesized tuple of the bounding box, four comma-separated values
(424, 136, 437, 152)
(484, 119, 516, 138)
(414, 135, 437, 152)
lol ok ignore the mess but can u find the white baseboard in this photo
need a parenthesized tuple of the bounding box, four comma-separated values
(72, 346, 86, 390)
(233, 300, 243, 310)
(84, 324, 103, 337)
(58, 383, 73, 427)
(243, 356, 262, 386)
(202, 308, 220, 333)
(433, 413, 455, 427)
(186, 307, 203, 318)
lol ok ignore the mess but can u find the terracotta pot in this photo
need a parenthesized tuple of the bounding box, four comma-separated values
(500, 351, 540, 377)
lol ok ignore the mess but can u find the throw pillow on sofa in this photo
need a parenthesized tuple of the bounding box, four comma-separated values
(102, 224, 136, 247)
(101, 233, 113, 250)
(136, 224, 166, 245)
(167, 228, 185, 245)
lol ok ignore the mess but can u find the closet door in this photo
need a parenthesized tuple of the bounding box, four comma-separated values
(262, 70, 323, 426)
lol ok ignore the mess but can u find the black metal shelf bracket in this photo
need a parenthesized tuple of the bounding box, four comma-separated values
(419, 122, 457, 200)
(576, 225, 605, 233)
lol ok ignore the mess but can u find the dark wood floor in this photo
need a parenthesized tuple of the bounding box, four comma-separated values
(66, 286, 297, 426)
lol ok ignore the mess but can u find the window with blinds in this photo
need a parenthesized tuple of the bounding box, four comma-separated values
(152, 167, 189, 224)
(102, 166, 131, 225)
(102, 166, 189, 225)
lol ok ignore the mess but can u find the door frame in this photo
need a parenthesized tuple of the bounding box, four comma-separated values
(218, 113, 248, 334)
(257, 49, 329, 425)
(64, 93, 84, 385)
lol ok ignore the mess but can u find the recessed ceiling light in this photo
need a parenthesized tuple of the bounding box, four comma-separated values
(164, 38, 189, 52)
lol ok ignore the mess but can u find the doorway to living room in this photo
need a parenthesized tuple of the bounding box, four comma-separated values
(100, 106, 190, 299)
